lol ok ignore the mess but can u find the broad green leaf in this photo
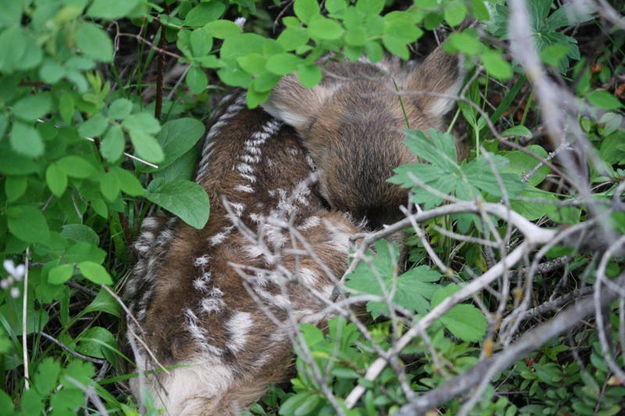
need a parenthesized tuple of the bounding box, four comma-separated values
(57, 156, 97, 178)
(154, 118, 205, 169)
(122, 113, 161, 134)
(10, 122, 44, 158)
(78, 113, 108, 137)
(296, 64, 322, 88)
(355, 0, 384, 14)
(128, 130, 164, 164)
(277, 27, 309, 51)
(46, 163, 68, 197)
(0, 26, 42, 72)
(237, 54, 267, 74)
(61, 224, 100, 246)
(186, 66, 208, 93)
(100, 171, 120, 201)
(184, 2, 226, 27)
(481, 50, 513, 80)
(246, 88, 270, 108)
(444, 0, 467, 26)
(4, 175, 27, 202)
(587, 91, 623, 110)
(190, 28, 213, 57)
(308, 16, 344, 40)
(75, 22, 114, 62)
(440, 304, 487, 342)
(7, 205, 50, 243)
(48, 264, 74, 285)
(294, 0, 320, 24)
(205, 20, 241, 38)
(501, 125, 532, 138)
(0, 302, 49, 336)
(146, 179, 210, 229)
(111, 167, 145, 196)
(100, 124, 125, 162)
(345, 27, 368, 46)
(76, 326, 117, 360)
(504, 144, 549, 187)
(108, 98, 133, 119)
(12, 93, 52, 122)
(78, 261, 113, 285)
(87, 0, 139, 19)
(382, 35, 409, 59)
(448, 32, 483, 55)
(0, 149, 39, 174)
(83, 288, 122, 318)
(266, 53, 303, 75)
(220, 33, 266, 60)
(326, 0, 347, 14)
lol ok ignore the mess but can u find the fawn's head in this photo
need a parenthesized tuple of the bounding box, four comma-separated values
(263, 46, 463, 230)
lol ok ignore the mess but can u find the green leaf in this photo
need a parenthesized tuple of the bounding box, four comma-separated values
(83, 288, 122, 318)
(246, 88, 270, 109)
(7, 205, 50, 243)
(100, 171, 120, 201)
(0, 150, 39, 175)
(277, 27, 309, 51)
(78, 113, 108, 137)
(237, 54, 267, 74)
(448, 32, 483, 55)
(111, 167, 145, 196)
(12, 93, 52, 122)
(308, 16, 344, 40)
(252, 72, 280, 92)
(0, 26, 42, 72)
(382, 35, 409, 59)
(356, 0, 385, 14)
(441, 304, 487, 342)
(586, 91, 623, 111)
(76, 326, 117, 360)
(190, 28, 213, 57)
(296, 64, 323, 88)
(326, 0, 347, 15)
(204, 20, 241, 38)
(100, 124, 125, 162)
(108, 98, 133, 119)
(49, 264, 74, 285)
(184, 2, 226, 27)
(57, 156, 97, 178)
(345, 27, 368, 46)
(294, 0, 320, 24)
(128, 130, 164, 164)
(75, 22, 114, 62)
(78, 261, 113, 285)
(61, 224, 100, 246)
(266, 53, 303, 75)
(122, 113, 161, 134)
(146, 179, 210, 229)
(444, 0, 467, 26)
(220, 33, 266, 60)
(34, 358, 61, 396)
(154, 118, 206, 169)
(87, 0, 139, 19)
(0, 390, 14, 415)
(501, 125, 532, 138)
(481, 50, 512, 80)
(186, 66, 208, 93)
(10, 122, 44, 158)
(4, 175, 27, 202)
(46, 163, 68, 197)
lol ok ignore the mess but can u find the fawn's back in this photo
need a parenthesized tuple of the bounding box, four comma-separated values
(124, 95, 359, 415)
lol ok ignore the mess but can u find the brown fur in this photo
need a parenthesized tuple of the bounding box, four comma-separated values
(263, 47, 463, 229)
(124, 99, 360, 415)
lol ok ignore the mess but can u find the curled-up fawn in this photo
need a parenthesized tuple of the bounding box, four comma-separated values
(264, 46, 463, 230)
(124, 94, 361, 415)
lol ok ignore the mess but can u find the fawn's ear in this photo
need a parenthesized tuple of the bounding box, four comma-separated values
(262, 75, 335, 130)
(405, 46, 464, 118)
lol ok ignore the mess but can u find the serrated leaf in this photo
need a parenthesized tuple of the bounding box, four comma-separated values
(34, 358, 61, 396)
(78, 261, 113, 285)
(146, 179, 210, 229)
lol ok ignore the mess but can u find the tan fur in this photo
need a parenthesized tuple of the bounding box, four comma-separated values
(124, 99, 361, 415)
(263, 46, 464, 230)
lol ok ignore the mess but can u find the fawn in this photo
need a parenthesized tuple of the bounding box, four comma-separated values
(263, 46, 463, 230)
(124, 94, 361, 415)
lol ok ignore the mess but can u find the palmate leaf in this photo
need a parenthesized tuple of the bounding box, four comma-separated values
(345, 240, 441, 317)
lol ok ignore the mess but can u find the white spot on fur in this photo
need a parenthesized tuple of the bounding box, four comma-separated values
(193, 255, 211, 268)
(299, 267, 319, 287)
(300, 216, 320, 231)
(234, 184, 254, 193)
(226, 311, 253, 353)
